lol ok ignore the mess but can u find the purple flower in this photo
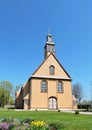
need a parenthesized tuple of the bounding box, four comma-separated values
(0, 123, 9, 130)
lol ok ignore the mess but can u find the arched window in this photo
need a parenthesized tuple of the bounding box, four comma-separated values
(57, 81, 63, 92)
(41, 81, 47, 92)
(49, 65, 55, 75)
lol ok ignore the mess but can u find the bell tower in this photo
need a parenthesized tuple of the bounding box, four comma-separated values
(44, 33, 55, 59)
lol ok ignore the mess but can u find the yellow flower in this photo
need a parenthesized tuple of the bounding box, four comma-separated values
(31, 120, 46, 127)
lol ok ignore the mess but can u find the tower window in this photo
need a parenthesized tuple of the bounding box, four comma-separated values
(57, 81, 63, 92)
(41, 81, 47, 92)
(49, 65, 55, 75)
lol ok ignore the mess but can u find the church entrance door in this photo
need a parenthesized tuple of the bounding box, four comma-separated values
(48, 97, 57, 110)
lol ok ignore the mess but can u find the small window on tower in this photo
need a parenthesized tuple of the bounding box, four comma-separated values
(49, 65, 55, 75)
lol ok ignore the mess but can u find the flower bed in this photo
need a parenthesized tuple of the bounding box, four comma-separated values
(0, 117, 63, 130)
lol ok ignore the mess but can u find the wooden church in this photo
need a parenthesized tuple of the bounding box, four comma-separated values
(15, 34, 77, 110)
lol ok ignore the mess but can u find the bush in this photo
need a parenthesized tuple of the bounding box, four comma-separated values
(49, 121, 65, 130)
(58, 109, 60, 112)
(75, 110, 79, 115)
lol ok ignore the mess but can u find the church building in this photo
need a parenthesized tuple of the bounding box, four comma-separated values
(15, 34, 77, 110)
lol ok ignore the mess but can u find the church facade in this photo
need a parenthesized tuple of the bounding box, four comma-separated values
(15, 34, 77, 110)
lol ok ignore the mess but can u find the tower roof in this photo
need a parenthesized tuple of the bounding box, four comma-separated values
(46, 33, 55, 44)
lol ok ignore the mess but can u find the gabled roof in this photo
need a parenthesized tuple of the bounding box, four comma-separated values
(32, 53, 71, 79)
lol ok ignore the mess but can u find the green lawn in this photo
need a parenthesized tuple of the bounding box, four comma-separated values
(0, 109, 92, 130)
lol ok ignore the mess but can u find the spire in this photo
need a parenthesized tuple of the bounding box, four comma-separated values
(46, 29, 52, 43)
(44, 32, 56, 59)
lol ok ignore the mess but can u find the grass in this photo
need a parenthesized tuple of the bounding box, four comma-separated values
(0, 109, 92, 130)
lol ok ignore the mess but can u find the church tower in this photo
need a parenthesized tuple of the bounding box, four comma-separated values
(44, 33, 55, 59)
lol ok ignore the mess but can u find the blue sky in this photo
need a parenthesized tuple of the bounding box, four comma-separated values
(0, 0, 92, 100)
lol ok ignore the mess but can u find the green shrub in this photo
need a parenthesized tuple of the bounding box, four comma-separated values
(75, 110, 79, 115)
(58, 109, 60, 112)
(48, 121, 65, 130)
(0, 117, 8, 122)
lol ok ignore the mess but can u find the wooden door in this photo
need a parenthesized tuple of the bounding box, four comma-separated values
(48, 97, 57, 110)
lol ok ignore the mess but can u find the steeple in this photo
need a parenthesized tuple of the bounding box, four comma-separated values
(44, 33, 55, 59)
(46, 34, 52, 43)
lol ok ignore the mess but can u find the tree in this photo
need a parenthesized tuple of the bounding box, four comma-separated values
(0, 80, 13, 107)
(0, 80, 13, 94)
(0, 88, 9, 107)
(15, 84, 22, 92)
(72, 83, 83, 102)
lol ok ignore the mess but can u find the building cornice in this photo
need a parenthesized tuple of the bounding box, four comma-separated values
(31, 75, 72, 81)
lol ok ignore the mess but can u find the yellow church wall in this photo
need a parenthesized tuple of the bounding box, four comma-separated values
(30, 78, 73, 110)
(15, 89, 24, 109)
(47, 79, 57, 97)
(15, 81, 30, 109)
(16, 75, 73, 110)
(23, 80, 30, 97)
(24, 104, 29, 110)
(15, 91, 21, 108)
(31, 79, 48, 109)
(57, 81, 73, 109)
(33, 54, 69, 78)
